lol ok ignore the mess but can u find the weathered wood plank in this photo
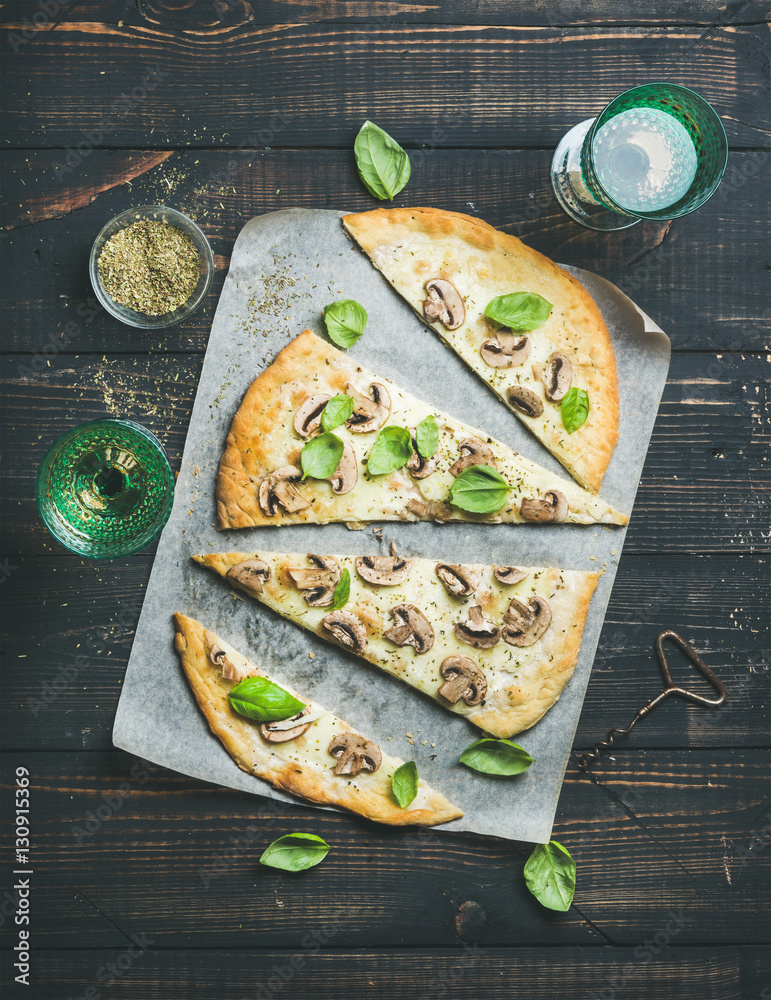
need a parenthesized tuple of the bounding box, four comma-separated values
(0, 946, 768, 1000)
(4, 0, 769, 29)
(1, 351, 767, 556)
(2, 150, 768, 354)
(0, 751, 767, 948)
(1, 554, 767, 752)
(2, 22, 768, 148)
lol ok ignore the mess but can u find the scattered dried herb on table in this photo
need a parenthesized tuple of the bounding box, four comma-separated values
(97, 220, 200, 316)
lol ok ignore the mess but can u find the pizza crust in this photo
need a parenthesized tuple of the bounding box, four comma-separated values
(342, 207, 620, 493)
(216, 329, 627, 529)
(192, 553, 600, 738)
(173, 613, 463, 826)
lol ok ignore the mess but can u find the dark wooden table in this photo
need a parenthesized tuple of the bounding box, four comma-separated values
(2, 3, 769, 997)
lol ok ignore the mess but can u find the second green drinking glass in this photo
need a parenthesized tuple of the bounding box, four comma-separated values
(36, 418, 175, 559)
(550, 83, 728, 230)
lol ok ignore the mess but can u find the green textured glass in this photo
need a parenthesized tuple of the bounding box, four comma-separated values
(36, 419, 174, 558)
(551, 83, 727, 231)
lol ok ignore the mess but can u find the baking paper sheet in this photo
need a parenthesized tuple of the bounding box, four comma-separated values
(113, 209, 670, 844)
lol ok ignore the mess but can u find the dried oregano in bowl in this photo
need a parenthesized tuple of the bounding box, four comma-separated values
(97, 219, 201, 316)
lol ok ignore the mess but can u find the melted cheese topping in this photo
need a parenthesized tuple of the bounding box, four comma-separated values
(197, 553, 600, 736)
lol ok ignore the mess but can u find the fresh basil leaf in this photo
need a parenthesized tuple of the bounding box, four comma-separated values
(484, 292, 553, 331)
(561, 387, 590, 434)
(259, 832, 330, 873)
(323, 299, 368, 349)
(415, 414, 439, 459)
(366, 425, 413, 476)
(449, 464, 510, 514)
(229, 677, 306, 723)
(321, 394, 354, 432)
(391, 761, 419, 808)
(459, 738, 535, 776)
(300, 431, 344, 481)
(332, 568, 350, 610)
(524, 840, 576, 912)
(354, 120, 411, 201)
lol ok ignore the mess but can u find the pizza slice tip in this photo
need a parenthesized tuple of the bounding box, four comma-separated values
(342, 206, 621, 493)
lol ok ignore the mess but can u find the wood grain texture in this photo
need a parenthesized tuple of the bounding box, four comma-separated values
(2, 21, 769, 148)
(2, 149, 768, 354)
(0, 751, 767, 948)
(2, 352, 768, 556)
(1, 554, 767, 752)
(0, 945, 767, 1000)
(1, 3, 769, 988)
(3, 1, 769, 28)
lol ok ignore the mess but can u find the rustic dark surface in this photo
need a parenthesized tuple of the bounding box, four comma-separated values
(1, 3, 769, 998)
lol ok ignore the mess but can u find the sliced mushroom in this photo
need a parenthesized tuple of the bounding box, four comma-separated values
(519, 489, 569, 524)
(436, 563, 479, 598)
(454, 605, 500, 649)
(330, 440, 358, 494)
(439, 655, 488, 706)
(355, 554, 412, 586)
(493, 565, 529, 586)
(260, 708, 311, 744)
(480, 333, 531, 368)
(258, 466, 311, 516)
(449, 438, 497, 477)
(423, 278, 466, 330)
(293, 393, 331, 438)
(427, 500, 454, 521)
(406, 427, 438, 479)
(287, 554, 342, 607)
(506, 385, 544, 418)
(207, 643, 233, 675)
(502, 594, 552, 646)
(328, 732, 382, 776)
(209, 643, 252, 682)
(322, 609, 368, 653)
(543, 352, 573, 402)
(405, 498, 428, 518)
(384, 604, 435, 653)
(225, 558, 271, 594)
(345, 382, 391, 433)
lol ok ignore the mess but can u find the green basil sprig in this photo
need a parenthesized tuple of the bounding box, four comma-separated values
(391, 761, 419, 808)
(301, 431, 344, 481)
(561, 387, 590, 434)
(449, 464, 510, 514)
(332, 568, 350, 610)
(459, 738, 535, 776)
(324, 299, 368, 349)
(228, 677, 306, 723)
(367, 425, 414, 476)
(415, 414, 439, 459)
(260, 832, 330, 873)
(524, 840, 576, 911)
(485, 292, 553, 331)
(354, 120, 411, 201)
(321, 394, 354, 432)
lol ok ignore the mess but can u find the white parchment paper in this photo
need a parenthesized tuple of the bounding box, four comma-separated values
(113, 209, 671, 844)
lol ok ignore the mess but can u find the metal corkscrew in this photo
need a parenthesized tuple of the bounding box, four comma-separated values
(575, 630, 728, 770)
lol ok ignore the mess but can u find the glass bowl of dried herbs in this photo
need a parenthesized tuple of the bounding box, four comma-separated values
(89, 205, 214, 328)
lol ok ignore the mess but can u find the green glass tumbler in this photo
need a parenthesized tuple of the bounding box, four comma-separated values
(36, 418, 175, 558)
(550, 83, 728, 230)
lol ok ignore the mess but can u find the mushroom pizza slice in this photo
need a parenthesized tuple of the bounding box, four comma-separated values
(173, 613, 462, 826)
(342, 207, 620, 494)
(216, 329, 627, 530)
(193, 552, 601, 738)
